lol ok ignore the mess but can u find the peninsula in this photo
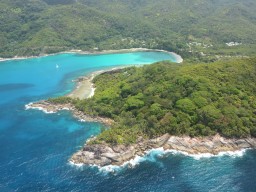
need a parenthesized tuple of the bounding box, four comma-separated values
(27, 57, 256, 167)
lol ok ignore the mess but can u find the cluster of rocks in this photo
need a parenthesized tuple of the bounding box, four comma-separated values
(73, 76, 89, 83)
(164, 135, 256, 154)
(27, 101, 114, 126)
(70, 134, 170, 166)
(70, 134, 256, 166)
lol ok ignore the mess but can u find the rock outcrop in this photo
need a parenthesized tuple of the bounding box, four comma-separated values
(26, 101, 114, 126)
(70, 134, 256, 166)
(26, 101, 256, 167)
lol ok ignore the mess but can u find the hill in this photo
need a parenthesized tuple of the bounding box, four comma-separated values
(50, 58, 256, 144)
(1, 0, 256, 60)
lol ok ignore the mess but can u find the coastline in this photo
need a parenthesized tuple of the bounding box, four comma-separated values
(11, 48, 182, 100)
(70, 148, 249, 173)
(24, 64, 256, 168)
(25, 65, 127, 120)
(22, 49, 254, 168)
(25, 101, 114, 126)
(25, 100, 256, 168)
(70, 134, 256, 167)
(68, 66, 130, 99)
(0, 48, 183, 63)
(64, 48, 183, 64)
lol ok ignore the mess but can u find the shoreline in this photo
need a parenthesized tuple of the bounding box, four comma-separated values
(67, 70, 100, 99)
(25, 101, 256, 168)
(22, 48, 254, 168)
(25, 101, 114, 126)
(70, 134, 256, 167)
(70, 148, 249, 172)
(68, 66, 130, 99)
(0, 48, 183, 63)
(22, 54, 256, 168)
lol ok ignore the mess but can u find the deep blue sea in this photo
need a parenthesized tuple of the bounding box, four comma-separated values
(0, 52, 255, 192)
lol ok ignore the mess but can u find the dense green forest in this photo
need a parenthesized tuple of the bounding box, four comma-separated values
(1, 0, 256, 60)
(50, 58, 256, 144)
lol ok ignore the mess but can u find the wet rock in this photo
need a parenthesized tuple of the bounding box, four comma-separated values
(71, 134, 256, 166)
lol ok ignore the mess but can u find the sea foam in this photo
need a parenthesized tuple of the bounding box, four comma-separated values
(69, 147, 250, 173)
(153, 147, 248, 160)
(25, 103, 56, 114)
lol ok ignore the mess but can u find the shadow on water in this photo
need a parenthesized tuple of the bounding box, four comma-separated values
(233, 150, 256, 192)
(0, 83, 34, 92)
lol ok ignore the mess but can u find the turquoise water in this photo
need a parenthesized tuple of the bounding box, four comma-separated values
(0, 52, 255, 192)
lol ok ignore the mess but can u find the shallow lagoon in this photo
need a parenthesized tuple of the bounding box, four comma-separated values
(0, 52, 255, 192)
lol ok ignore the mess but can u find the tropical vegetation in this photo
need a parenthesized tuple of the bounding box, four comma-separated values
(50, 58, 256, 144)
(1, 0, 256, 62)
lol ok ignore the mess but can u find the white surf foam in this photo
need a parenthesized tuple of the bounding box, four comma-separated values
(69, 161, 84, 168)
(68, 144, 250, 174)
(108, 148, 249, 172)
(159, 148, 249, 160)
(217, 149, 247, 158)
(25, 103, 56, 114)
(69, 147, 249, 173)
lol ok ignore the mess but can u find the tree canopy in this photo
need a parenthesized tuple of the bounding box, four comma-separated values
(1, 0, 256, 61)
(50, 58, 256, 144)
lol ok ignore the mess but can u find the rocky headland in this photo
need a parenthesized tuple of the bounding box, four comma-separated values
(24, 57, 256, 167)
(26, 101, 256, 167)
(70, 134, 256, 167)
(25, 101, 114, 126)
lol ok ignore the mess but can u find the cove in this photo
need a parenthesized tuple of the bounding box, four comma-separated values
(0, 51, 178, 104)
(0, 51, 256, 192)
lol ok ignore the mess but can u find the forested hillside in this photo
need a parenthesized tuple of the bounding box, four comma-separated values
(50, 58, 256, 144)
(1, 0, 256, 59)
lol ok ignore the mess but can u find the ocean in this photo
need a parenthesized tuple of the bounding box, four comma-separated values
(0, 52, 255, 192)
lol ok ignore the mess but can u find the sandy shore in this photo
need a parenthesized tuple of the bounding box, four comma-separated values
(1, 48, 182, 99)
(64, 48, 183, 63)
(67, 66, 130, 99)
(67, 73, 96, 99)
(0, 55, 43, 62)
(65, 48, 183, 99)
(1, 48, 183, 100)
(0, 48, 183, 63)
